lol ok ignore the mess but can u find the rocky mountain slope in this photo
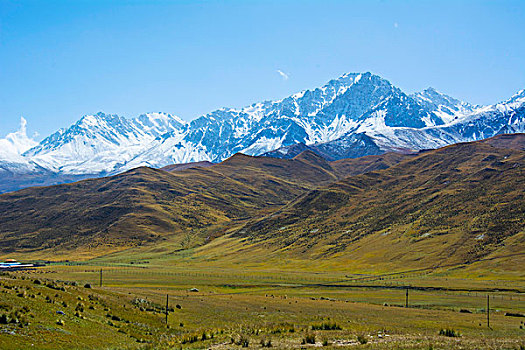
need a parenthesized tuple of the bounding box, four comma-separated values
(1, 73, 523, 193)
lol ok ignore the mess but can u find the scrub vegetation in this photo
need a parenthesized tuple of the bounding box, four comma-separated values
(0, 134, 523, 349)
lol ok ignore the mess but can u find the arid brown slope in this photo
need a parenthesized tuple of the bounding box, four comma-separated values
(231, 134, 525, 269)
(483, 132, 525, 151)
(160, 160, 214, 172)
(330, 152, 412, 177)
(0, 151, 372, 255)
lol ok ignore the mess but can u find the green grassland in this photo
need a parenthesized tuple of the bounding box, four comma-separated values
(0, 263, 524, 349)
(0, 134, 524, 348)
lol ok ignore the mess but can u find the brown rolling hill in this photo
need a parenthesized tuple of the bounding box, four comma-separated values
(202, 134, 525, 271)
(329, 151, 412, 177)
(1, 134, 523, 272)
(483, 132, 525, 151)
(160, 160, 214, 172)
(0, 150, 392, 258)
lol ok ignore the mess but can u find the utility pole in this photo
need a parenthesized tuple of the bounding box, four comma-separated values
(405, 288, 409, 308)
(165, 294, 169, 326)
(99, 268, 103, 287)
(487, 294, 490, 328)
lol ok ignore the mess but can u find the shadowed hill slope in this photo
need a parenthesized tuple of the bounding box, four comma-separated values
(222, 134, 524, 270)
(484, 132, 525, 150)
(160, 160, 214, 172)
(330, 152, 413, 177)
(0, 151, 374, 256)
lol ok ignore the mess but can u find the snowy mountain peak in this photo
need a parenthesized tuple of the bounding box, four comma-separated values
(326, 72, 393, 92)
(330, 72, 363, 86)
(141, 112, 185, 124)
(20, 110, 186, 174)
(413, 87, 464, 107)
(410, 87, 475, 124)
(506, 89, 525, 106)
(76, 112, 121, 127)
(2, 72, 524, 185)
(134, 112, 185, 135)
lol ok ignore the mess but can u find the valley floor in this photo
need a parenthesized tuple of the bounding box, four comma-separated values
(0, 257, 524, 349)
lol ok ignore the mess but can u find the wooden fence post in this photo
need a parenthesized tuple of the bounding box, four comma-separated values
(166, 294, 169, 326)
(487, 294, 490, 329)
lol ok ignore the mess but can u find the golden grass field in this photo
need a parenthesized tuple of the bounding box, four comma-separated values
(0, 135, 524, 349)
(1, 248, 524, 350)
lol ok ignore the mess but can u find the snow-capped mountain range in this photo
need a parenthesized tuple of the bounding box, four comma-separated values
(1, 72, 524, 191)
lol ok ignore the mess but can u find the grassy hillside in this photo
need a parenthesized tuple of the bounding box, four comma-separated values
(217, 135, 525, 272)
(330, 152, 412, 177)
(160, 160, 214, 172)
(0, 151, 369, 258)
(0, 135, 523, 275)
(0, 135, 524, 349)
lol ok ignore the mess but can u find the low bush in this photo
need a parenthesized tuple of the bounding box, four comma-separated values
(357, 334, 368, 344)
(439, 328, 460, 337)
(302, 334, 316, 344)
(236, 335, 249, 347)
(181, 334, 198, 344)
(311, 322, 342, 330)
(260, 339, 272, 347)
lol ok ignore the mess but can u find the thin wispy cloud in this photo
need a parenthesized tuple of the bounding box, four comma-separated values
(277, 69, 289, 81)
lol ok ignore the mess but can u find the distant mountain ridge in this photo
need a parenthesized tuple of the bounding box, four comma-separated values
(23, 112, 185, 174)
(1, 72, 524, 192)
(265, 87, 525, 159)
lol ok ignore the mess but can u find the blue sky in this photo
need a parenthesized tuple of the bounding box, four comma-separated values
(1, 0, 524, 139)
